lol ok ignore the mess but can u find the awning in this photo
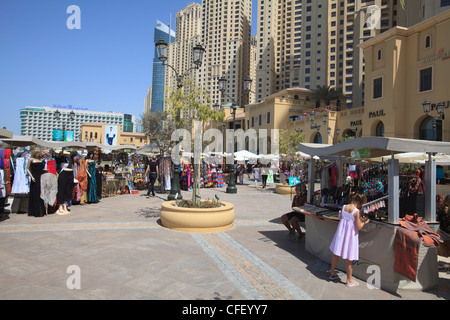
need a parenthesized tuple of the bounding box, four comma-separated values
(1, 135, 137, 151)
(297, 137, 450, 159)
(0, 128, 13, 140)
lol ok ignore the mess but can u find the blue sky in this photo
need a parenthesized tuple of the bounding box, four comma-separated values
(0, 0, 258, 135)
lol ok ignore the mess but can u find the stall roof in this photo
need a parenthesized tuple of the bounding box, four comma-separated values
(1, 135, 137, 151)
(0, 128, 13, 139)
(298, 137, 450, 159)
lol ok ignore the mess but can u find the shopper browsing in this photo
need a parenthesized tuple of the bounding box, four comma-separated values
(329, 194, 368, 287)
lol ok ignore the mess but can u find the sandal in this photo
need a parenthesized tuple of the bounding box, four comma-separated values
(329, 274, 340, 281)
(346, 281, 359, 287)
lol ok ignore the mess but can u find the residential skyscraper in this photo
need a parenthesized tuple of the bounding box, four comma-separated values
(151, 20, 175, 113)
(255, 0, 327, 103)
(200, 0, 253, 108)
(164, 3, 203, 106)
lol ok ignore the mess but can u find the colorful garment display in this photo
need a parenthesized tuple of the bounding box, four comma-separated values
(216, 169, 224, 188)
(77, 159, 88, 205)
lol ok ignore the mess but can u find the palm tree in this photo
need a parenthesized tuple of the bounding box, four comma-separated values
(312, 85, 345, 109)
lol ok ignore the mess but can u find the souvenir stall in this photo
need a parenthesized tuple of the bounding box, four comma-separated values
(132, 153, 147, 190)
(293, 137, 450, 292)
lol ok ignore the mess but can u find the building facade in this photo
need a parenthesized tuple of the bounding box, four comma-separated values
(80, 122, 148, 148)
(200, 0, 253, 108)
(247, 10, 450, 146)
(151, 20, 176, 113)
(20, 106, 124, 142)
(360, 9, 450, 142)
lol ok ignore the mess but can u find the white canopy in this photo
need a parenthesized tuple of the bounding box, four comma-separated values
(234, 150, 260, 161)
(297, 137, 450, 159)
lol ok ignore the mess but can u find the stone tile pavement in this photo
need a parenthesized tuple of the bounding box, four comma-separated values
(0, 181, 449, 301)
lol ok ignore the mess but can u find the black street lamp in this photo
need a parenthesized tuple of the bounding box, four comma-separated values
(54, 110, 75, 142)
(155, 38, 206, 200)
(217, 76, 253, 194)
(422, 100, 446, 141)
(156, 38, 205, 89)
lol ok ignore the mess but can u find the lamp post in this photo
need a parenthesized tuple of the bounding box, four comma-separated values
(54, 110, 75, 142)
(155, 38, 206, 201)
(422, 100, 445, 141)
(217, 76, 253, 194)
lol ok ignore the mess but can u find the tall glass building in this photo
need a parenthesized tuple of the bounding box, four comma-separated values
(151, 20, 175, 113)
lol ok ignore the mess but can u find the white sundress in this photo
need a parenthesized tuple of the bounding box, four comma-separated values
(11, 157, 30, 194)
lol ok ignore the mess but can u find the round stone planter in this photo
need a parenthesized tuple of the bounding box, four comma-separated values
(160, 201, 235, 233)
(275, 183, 295, 195)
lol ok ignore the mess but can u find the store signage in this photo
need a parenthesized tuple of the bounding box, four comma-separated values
(53, 104, 88, 111)
(422, 48, 450, 64)
(430, 101, 450, 111)
(368, 110, 386, 118)
(350, 120, 363, 126)
(351, 148, 371, 160)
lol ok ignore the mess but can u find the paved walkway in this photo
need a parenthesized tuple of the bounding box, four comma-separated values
(0, 182, 449, 300)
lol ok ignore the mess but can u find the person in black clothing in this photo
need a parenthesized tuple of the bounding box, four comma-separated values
(145, 156, 159, 197)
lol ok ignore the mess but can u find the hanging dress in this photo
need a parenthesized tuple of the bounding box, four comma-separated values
(88, 161, 97, 203)
(41, 172, 58, 212)
(11, 157, 29, 194)
(57, 169, 74, 205)
(216, 169, 224, 188)
(77, 159, 88, 205)
(28, 161, 46, 217)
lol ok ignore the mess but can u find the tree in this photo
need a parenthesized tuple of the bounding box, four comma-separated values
(167, 79, 225, 205)
(279, 129, 305, 161)
(141, 110, 180, 158)
(312, 85, 344, 109)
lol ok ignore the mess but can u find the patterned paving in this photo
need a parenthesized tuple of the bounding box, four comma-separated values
(192, 232, 313, 300)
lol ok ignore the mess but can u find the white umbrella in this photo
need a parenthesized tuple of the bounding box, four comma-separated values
(234, 150, 260, 160)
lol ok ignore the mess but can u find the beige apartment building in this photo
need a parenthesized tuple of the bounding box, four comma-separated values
(360, 9, 450, 141)
(200, 0, 252, 108)
(242, 9, 450, 146)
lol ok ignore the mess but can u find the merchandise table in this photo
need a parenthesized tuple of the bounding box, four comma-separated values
(294, 137, 450, 292)
(293, 204, 439, 292)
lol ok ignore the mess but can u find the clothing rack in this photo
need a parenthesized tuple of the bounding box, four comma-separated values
(362, 195, 388, 208)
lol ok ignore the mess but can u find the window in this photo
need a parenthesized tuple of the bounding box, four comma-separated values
(313, 132, 322, 144)
(267, 112, 271, 124)
(419, 116, 442, 141)
(425, 35, 431, 48)
(373, 77, 383, 99)
(419, 67, 432, 92)
(376, 121, 385, 137)
(377, 49, 382, 60)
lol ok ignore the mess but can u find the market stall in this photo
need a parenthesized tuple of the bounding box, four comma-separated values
(294, 137, 450, 292)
